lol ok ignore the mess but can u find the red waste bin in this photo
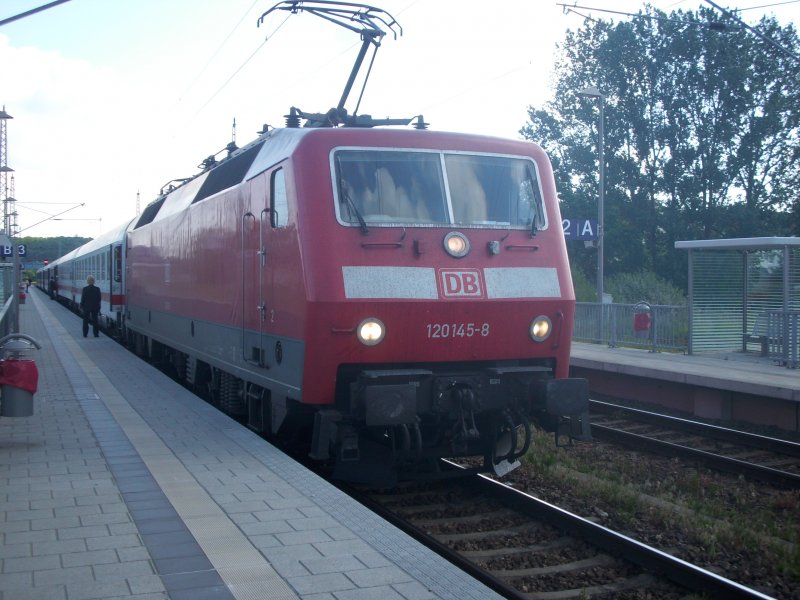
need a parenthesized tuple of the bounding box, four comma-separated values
(633, 302, 652, 339)
(633, 311, 651, 333)
(0, 358, 38, 417)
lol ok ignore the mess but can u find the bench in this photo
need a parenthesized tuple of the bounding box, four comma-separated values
(743, 314, 769, 356)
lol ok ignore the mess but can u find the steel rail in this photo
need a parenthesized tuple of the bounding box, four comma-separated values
(343, 477, 528, 600)
(349, 462, 773, 599)
(460, 466, 774, 600)
(590, 399, 800, 457)
(592, 423, 800, 488)
(590, 400, 800, 488)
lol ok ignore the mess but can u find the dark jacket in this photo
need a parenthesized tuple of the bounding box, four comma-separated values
(80, 284, 101, 313)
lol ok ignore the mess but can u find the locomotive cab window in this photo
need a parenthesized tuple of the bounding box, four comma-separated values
(445, 154, 544, 228)
(332, 149, 546, 230)
(335, 151, 448, 224)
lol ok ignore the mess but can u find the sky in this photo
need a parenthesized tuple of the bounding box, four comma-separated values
(1, 0, 799, 239)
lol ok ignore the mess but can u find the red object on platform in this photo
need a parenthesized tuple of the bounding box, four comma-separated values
(0, 359, 39, 394)
(633, 311, 651, 332)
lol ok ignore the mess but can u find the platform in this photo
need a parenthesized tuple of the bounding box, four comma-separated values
(570, 342, 800, 431)
(0, 291, 503, 600)
(571, 342, 800, 401)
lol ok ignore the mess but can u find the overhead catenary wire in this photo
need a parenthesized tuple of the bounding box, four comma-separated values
(557, 2, 738, 27)
(738, 1, 800, 11)
(0, 0, 71, 27)
(178, 0, 262, 101)
(702, 0, 800, 61)
(191, 11, 293, 119)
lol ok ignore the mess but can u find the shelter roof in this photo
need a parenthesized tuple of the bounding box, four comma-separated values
(675, 237, 800, 251)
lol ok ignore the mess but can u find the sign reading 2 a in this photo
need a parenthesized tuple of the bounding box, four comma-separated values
(562, 219, 598, 241)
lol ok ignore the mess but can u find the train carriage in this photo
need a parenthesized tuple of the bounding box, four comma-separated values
(39, 220, 131, 334)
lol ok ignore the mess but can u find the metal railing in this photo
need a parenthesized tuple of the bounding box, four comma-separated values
(767, 311, 799, 369)
(0, 295, 15, 341)
(574, 302, 689, 353)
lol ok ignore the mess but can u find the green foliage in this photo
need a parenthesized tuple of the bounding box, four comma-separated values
(571, 266, 597, 302)
(606, 271, 687, 306)
(20, 236, 91, 266)
(524, 7, 799, 290)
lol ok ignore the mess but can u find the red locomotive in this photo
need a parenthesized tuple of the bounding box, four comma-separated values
(39, 2, 589, 483)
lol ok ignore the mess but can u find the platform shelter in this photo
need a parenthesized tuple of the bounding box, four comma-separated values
(675, 237, 800, 364)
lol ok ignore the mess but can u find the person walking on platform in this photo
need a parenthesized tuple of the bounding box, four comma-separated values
(80, 275, 101, 338)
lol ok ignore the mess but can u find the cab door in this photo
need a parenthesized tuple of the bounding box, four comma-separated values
(242, 173, 270, 367)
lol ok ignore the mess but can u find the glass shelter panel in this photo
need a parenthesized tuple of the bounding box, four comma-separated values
(692, 251, 743, 352)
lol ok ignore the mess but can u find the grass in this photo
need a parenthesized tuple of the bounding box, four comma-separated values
(518, 426, 800, 583)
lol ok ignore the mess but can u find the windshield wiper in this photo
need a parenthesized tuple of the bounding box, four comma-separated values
(530, 207, 540, 238)
(342, 189, 369, 235)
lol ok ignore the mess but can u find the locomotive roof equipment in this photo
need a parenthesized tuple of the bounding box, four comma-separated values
(259, 1, 424, 129)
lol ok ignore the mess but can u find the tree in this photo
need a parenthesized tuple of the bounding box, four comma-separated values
(20, 236, 91, 266)
(521, 7, 800, 293)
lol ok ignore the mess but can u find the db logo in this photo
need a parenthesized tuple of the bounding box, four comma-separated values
(439, 269, 483, 298)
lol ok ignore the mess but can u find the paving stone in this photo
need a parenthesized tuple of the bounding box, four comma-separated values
(288, 572, 354, 595)
(334, 587, 406, 600)
(32, 564, 94, 586)
(31, 537, 88, 555)
(66, 581, 132, 600)
(346, 565, 414, 587)
(93, 559, 156, 582)
(2, 553, 62, 573)
(61, 548, 122, 568)
(0, 542, 31, 559)
(0, 583, 67, 600)
(57, 524, 111, 540)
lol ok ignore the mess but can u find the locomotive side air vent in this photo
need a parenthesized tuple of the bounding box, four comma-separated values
(192, 142, 265, 204)
(133, 197, 166, 229)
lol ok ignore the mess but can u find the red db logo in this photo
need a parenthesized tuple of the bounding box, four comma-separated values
(439, 269, 483, 298)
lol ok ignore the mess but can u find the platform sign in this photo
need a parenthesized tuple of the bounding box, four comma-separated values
(562, 219, 598, 241)
(1, 244, 26, 257)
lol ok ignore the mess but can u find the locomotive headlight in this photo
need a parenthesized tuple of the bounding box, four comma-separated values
(529, 316, 552, 342)
(357, 318, 385, 346)
(444, 232, 470, 258)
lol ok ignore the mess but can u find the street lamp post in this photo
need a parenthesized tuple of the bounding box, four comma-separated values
(577, 86, 605, 305)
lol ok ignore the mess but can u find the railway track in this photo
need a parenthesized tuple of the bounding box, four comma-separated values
(589, 399, 800, 489)
(348, 466, 771, 599)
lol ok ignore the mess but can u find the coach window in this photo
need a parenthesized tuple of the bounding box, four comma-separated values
(271, 168, 288, 228)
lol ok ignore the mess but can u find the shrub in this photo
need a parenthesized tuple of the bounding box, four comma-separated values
(606, 271, 686, 305)
(571, 267, 597, 302)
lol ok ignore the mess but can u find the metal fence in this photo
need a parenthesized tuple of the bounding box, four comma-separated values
(574, 302, 689, 352)
(767, 310, 799, 368)
(0, 295, 15, 341)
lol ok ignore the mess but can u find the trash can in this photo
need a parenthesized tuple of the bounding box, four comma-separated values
(0, 334, 41, 418)
(0, 359, 38, 417)
(18, 291, 26, 304)
(633, 301, 652, 339)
